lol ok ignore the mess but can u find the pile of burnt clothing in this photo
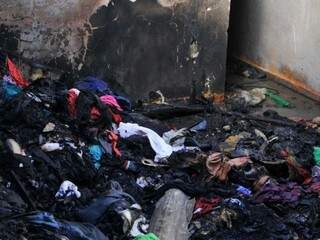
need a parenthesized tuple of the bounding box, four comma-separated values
(0, 57, 320, 240)
(0, 58, 139, 239)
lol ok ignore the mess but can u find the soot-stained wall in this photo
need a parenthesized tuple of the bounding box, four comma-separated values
(0, 0, 230, 100)
(85, 0, 230, 100)
(0, 0, 111, 70)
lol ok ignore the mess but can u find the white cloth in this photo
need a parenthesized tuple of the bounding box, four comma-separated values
(162, 128, 187, 148)
(42, 122, 56, 132)
(69, 88, 80, 96)
(55, 180, 81, 199)
(6, 139, 26, 156)
(41, 143, 63, 152)
(118, 122, 173, 162)
(130, 216, 149, 237)
(136, 177, 149, 189)
(163, 128, 200, 153)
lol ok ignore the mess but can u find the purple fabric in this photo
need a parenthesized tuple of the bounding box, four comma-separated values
(3, 75, 16, 85)
(254, 181, 302, 204)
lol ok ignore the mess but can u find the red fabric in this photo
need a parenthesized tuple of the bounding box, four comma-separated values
(109, 110, 122, 124)
(107, 131, 121, 158)
(7, 58, 29, 88)
(67, 90, 78, 118)
(90, 106, 101, 120)
(193, 197, 221, 219)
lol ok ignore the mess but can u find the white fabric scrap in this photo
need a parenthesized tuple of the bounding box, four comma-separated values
(55, 180, 81, 199)
(118, 122, 173, 162)
(43, 122, 56, 132)
(130, 216, 149, 237)
(163, 128, 187, 148)
(163, 128, 200, 153)
(238, 88, 267, 106)
(136, 177, 149, 189)
(69, 88, 80, 96)
(41, 143, 63, 152)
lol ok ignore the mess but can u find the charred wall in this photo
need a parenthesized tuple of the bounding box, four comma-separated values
(0, 0, 230, 100)
(0, 0, 111, 70)
(85, 0, 230, 100)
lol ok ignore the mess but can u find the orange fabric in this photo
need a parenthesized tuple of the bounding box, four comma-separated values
(206, 153, 231, 182)
(7, 58, 29, 88)
(206, 153, 250, 182)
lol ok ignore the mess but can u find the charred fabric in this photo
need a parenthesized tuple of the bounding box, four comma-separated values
(0, 56, 320, 240)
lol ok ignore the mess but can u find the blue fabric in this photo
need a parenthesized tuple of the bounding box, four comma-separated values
(224, 198, 245, 208)
(3, 81, 22, 100)
(24, 212, 109, 240)
(190, 120, 208, 132)
(74, 76, 132, 110)
(75, 77, 111, 94)
(89, 145, 105, 169)
(114, 95, 131, 111)
(236, 185, 252, 196)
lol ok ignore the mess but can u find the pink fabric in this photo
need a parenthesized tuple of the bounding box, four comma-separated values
(100, 95, 123, 112)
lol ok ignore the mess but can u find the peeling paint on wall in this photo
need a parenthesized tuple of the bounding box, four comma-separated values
(0, 0, 111, 70)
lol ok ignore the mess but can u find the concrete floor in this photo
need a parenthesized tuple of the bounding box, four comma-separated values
(226, 74, 320, 120)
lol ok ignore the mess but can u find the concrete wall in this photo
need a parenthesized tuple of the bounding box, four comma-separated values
(0, 0, 230, 100)
(0, 0, 111, 70)
(229, 0, 320, 101)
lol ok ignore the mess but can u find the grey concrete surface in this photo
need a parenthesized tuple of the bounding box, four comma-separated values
(227, 74, 320, 120)
(229, 0, 320, 101)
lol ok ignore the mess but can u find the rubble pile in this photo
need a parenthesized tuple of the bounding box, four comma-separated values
(0, 57, 320, 239)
